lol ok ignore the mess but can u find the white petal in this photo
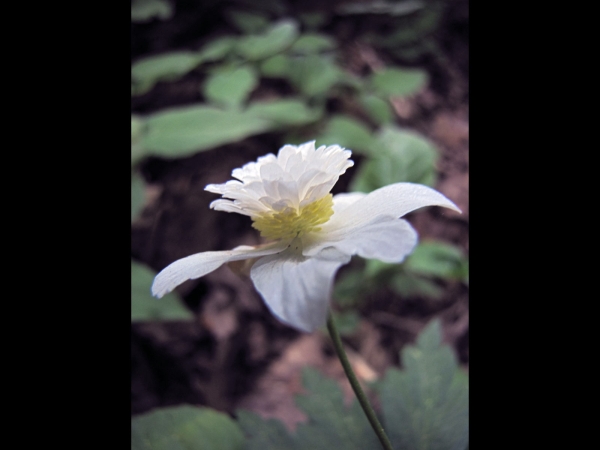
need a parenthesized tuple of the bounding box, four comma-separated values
(306, 216, 418, 263)
(250, 248, 351, 332)
(151, 242, 287, 298)
(331, 192, 367, 214)
(322, 182, 461, 234)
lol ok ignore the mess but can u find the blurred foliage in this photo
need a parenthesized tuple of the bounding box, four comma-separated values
(131, 261, 194, 322)
(350, 126, 438, 191)
(131, 6, 435, 162)
(330, 310, 361, 337)
(203, 65, 258, 108)
(236, 20, 299, 60)
(132, 51, 205, 96)
(132, 405, 244, 450)
(131, 171, 146, 222)
(131, 0, 173, 23)
(334, 240, 468, 315)
(337, 0, 425, 16)
(370, 67, 428, 97)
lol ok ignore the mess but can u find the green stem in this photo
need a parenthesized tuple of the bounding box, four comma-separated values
(326, 313, 394, 450)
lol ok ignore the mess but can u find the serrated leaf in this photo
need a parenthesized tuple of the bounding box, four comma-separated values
(379, 319, 469, 450)
(239, 368, 379, 449)
(350, 125, 437, 192)
(131, 0, 173, 23)
(131, 261, 194, 321)
(203, 65, 258, 108)
(236, 410, 297, 450)
(132, 405, 244, 450)
(236, 20, 299, 61)
(405, 241, 468, 280)
(315, 115, 375, 154)
(293, 369, 380, 449)
(289, 33, 336, 55)
(142, 105, 274, 157)
(360, 94, 394, 125)
(239, 370, 378, 448)
(131, 172, 146, 222)
(370, 67, 427, 97)
(246, 99, 322, 126)
(131, 51, 204, 96)
(227, 10, 269, 34)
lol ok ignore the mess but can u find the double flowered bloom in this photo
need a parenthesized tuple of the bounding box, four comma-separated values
(152, 141, 460, 332)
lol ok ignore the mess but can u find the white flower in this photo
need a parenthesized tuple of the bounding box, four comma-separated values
(152, 141, 460, 332)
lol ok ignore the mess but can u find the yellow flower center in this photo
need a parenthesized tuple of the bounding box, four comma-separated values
(252, 194, 334, 241)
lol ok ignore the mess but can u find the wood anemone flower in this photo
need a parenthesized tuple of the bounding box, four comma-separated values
(152, 141, 460, 332)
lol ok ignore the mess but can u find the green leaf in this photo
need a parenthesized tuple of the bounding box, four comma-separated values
(298, 12, 328, 29)
(259, 54, 292, 78)
(142, 105, 273, 157)
(226, 10, 269, 34)
(405, 241, 468, 280)
(131, 172, 146, 222)
(246, 99, 322, 126)
(238, 368, 380, 449)
(288, 55, 341, 97)
(364, 258, 396, 278)
(132, 405, 244, 450)
(337, 0, 424, 16)
(390, 272, 444, 299)
(359, 94, 394, 125)
(289, 33, 336, 55)
(315, 115, 375, 154)
(294, 369, 381, 449)
(132, 51, 204, 96)
(131, 0, 173, 23)
(236, 20, 299, 61)
(197, 36, 238, 63)
(370, 67, 427, 97)
(131, 115, 147, 165)
(379, 319, 469, 450)
(350, 125, 437, 192)
(131, 261, 194, 322)
(236, 410, 296, 450)
(203, 65, 258, 108)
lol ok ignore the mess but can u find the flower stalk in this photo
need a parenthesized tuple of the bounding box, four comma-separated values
(326, 313, 394, 450)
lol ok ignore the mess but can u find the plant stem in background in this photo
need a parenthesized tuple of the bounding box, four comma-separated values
(326, 313, 394, 450)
